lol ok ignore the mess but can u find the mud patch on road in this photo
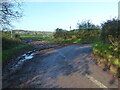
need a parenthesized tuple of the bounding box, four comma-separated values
(2, 40, 76, 88)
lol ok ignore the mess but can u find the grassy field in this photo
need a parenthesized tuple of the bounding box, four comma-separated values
(20, 35, 53, 41)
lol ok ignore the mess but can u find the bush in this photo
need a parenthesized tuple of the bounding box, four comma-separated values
(92, 18, 120, 75)
(54, 28, 100, 41)
(101, 19, 120, 47)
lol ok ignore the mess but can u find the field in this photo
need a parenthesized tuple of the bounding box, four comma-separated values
(20, 35, 53, 41)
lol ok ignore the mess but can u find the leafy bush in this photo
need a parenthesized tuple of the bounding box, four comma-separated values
(101, 19, 120, 47)
(93, 18, 120, 75)
(54, 28, 100, 41)
(54, 21, 100, 41)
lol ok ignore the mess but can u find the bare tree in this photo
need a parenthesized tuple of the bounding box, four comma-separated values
(0, 0, 23, 30)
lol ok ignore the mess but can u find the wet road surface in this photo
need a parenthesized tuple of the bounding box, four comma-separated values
(3, 44, 118, 88)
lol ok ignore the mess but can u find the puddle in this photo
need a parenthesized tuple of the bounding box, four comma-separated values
(10, 50, 36, 73)
(25, 55, 34, 59)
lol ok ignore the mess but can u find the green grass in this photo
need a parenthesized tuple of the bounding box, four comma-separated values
(20, 35, 43, 38)
(2, 32, 34, 63)
(49, 38, 100, 44)
(2, 43, 33, 63)
(2, 34, 52, 63)
(20, 35, 53, 41)
(20, 35, 100, 44)
(93, 42, 120, 73)
(93, 42, 119, 58)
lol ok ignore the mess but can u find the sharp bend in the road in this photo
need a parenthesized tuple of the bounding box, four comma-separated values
(5, 44, 118, 88)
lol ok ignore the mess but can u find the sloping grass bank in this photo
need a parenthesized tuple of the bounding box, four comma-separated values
(2, 33, 33, 64)
(93, 42, 119, 75)
(2, 43, 33, 63)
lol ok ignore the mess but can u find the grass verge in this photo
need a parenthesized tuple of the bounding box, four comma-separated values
(48, 38, 100, 44)
(93, 42, 120, 75)
(2, 43, 33, 63)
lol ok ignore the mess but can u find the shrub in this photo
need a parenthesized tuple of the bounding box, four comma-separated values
(54, 28, 100, 41)
(101, 19, 120, 47)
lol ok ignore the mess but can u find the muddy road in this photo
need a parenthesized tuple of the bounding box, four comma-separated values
(3, 43, 118, 88)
